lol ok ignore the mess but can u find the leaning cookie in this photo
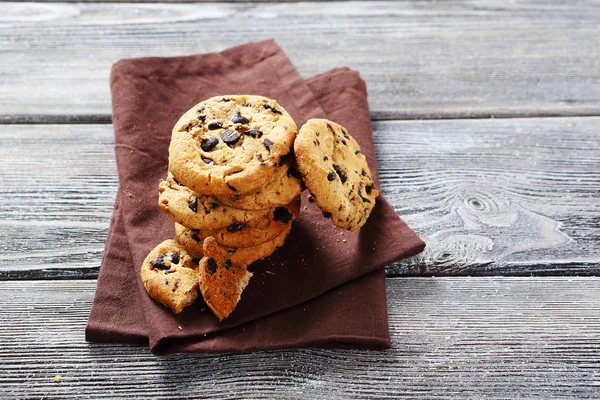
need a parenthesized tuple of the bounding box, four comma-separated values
(141, 240, 199, 314)
(198, 237, 254, 321)
(174, 196, 300, 248)
(294, 119, 379, 231)
(177, 221, 292, 265)
(169, 95, 297, 196)
(158, 172, 270, 230)
(216, 154, 304, 211)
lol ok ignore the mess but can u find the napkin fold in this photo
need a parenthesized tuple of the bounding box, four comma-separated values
(86, 40, 425, 354)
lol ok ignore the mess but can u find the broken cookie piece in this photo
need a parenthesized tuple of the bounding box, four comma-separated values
(141, 239, 199, 313)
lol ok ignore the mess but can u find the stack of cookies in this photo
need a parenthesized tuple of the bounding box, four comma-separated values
(141, 95, 379, 321)
(143, 95, 303, 320)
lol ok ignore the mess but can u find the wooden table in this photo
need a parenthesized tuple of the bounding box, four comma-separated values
(1, 1, 599, 398)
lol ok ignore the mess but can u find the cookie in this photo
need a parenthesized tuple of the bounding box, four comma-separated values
(174, 196, 300, 248)
(169, 95, 297, 196)
(199, 237, 254, 321)
(216, 153, 304, 210)
(141, 239, 199, 314)
(294, 119, 379, 231)
(176, 221, 292, 265)
(158, 172, 270, 230)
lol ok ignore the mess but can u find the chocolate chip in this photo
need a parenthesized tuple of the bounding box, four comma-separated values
(231, 112, 249, 124)
(167, 252, 180, 264)
(227, 222, 244, 232)
(323, 156, 328, 161)
(263, 103, 282, 114)
(150, 254, 169, 270)
(327, 171, 336, 181)
(308, 195, 315, 203)
(273, 206, 292, 223)
(224, 259, 232, 269)
(365, 185, 373, 195)
(191, 231, 200, 242)
(327, 123, 335, 135)
(342, 128, 349, 139)
(219, 98, 231, 102)
(202, 157, 214, 164)
(333, 164, 347, 184)
(208, 121, 223, 130)
(221, 129, 241, 146)
(263, 138, 273, 150)
(355, 150, 360, 155)
(201, 136, 219, 151)
(245, 127, 262, 138)
(322, 211, 332, 218)
(183, 122, 192, 131)
(341, 140, 347, 145)
(188, 198, 198, 212)
(207, 258, 218, 274)
(164, 270, 174, 275)
(227, 183, 238, 192)
(287, 167, 301, 179)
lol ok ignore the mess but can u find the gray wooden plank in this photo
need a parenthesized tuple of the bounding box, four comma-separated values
(1, 1, 600, 121)
(1, 117, 598, 277)
(0, 277, 599, 399)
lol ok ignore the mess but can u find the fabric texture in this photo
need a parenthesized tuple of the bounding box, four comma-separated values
(86, 40, 425, 354)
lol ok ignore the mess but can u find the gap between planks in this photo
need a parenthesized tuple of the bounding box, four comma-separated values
(4, 112, 600, 125)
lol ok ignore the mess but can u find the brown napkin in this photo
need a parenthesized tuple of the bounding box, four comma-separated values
(86, 40, 425, 354)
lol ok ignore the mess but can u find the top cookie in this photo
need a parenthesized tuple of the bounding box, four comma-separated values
(169, 95, 298, 196)
(294, 119, 379, 231)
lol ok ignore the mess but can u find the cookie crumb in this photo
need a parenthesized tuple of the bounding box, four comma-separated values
(265, 271, 275, 276)
(178, 325, 182, 330)
(53, 375, 62, 383)
(342, 239, 346, 243)
(308, 195, 315, 203)
(304, 206, 308, 210)
(124, 191, 134, 198)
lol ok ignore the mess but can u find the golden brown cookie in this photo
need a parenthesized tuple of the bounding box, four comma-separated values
(216, 154, 304, 210)
(176, 221, 292, 265)
(158, 172, 270, 230)
(169, 95, 297, 196)
(198, 237, 254, 321)
(174, 196, 300, 248)
(294, 119, 379, 231)
(140, 240, 199, 314)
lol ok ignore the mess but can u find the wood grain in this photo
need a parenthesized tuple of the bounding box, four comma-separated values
(0, 277, 599, 399)
(1, 0, 599, 121)
(1, 118, 598, 277)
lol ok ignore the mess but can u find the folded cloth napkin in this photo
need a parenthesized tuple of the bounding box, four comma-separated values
(86, 40, 425, 354)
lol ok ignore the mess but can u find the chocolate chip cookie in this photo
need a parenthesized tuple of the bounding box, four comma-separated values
(294, 119, 379, 231)
(176, 221, 292, 265)
(216, 154, 304, 210)
(199, 237, 254, 321)
(141, 240, 199, 314)
(174, 196, 300, 248)
(169, 95, 297, 196)
(158, 172, 270, 230)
